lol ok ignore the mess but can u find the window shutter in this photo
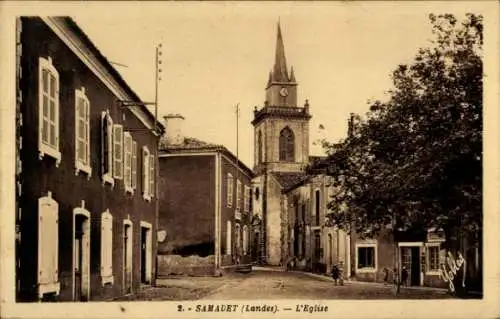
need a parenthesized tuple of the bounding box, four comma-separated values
(101, 113, 109, 175)
(145, 229, 152, 282)
(113, 124, 123, 179)
(38, 197, 58, 286)
(226, 221, 232, 255)
(85, 100, 90, 166)
(149, 154, 154, 198)
(132, 141, 137, 189)
(101, 212, 113, 280)
(108, 216, 113, 276)
(75, 97, 81, 162)
(142, 147, 149, 196)
(124, 134, 132, 189)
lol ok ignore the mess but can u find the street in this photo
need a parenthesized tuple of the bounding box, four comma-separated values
(117, 269, 452, 301)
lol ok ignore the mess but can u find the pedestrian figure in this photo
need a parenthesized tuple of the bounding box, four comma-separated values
(383, 267, 390, 285)
(331, 264, 340, 286)
(338, 261, 345, 286)
(401, 267, 409, 287)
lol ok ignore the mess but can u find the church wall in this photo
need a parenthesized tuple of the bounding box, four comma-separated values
(266, 176, 284, 265)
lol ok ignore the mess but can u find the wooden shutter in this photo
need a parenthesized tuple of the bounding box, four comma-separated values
(124, 134, 132, 189)
(101, 212, 113, 281)
(132, 141, 137, 189)
(38, 196, 59, 285)
(85, 99, 90, 166)
(145, 228, 152, 282)
(142, 147, 149, 196)
(101, 113, 109, 175)
(113, 125, 123, 179)
(149, 154, 154, 198)
(226, 221, 232, 255)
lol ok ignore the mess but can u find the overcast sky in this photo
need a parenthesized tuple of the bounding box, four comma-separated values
(66, 3, 478, 168)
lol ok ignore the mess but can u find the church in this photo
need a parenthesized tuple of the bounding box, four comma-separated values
(250, 22, 351, 276)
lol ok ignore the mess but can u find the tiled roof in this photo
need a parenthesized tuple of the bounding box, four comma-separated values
(159, 136, 254, 178)
(160, 136, 222, 151)
(271, 172, 308, 192)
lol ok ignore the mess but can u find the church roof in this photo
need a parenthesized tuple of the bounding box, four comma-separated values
(273, 21, 289, 83)
(271, 172, 308, 192)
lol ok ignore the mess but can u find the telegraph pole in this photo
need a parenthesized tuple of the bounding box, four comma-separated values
(154, 43, 162, 286)
(235, 103, 240, 263)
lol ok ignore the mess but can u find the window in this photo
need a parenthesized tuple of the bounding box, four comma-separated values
(38, 192, 60, 297)
(124, 133, 133, 193)
(427, 245, 440, 273)
(132, 141, 137, 190)
(227, 174, 233, 207)
(101, 111, 114, 186)
(244, 186, 250, 213)
(356, 244, 377, 271)
(142, 146, 151, 200)
(226, 220, 232, 255)
(75, 87, 91, 177)
(38, 57, 61, 165)
(236, 180, 242, 210)
(101, 210, 113, 285)
(113, 124, 124, 180)
(279, 126, 294, 162)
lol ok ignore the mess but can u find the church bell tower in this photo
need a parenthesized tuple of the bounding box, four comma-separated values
(252, 22, 312, 174)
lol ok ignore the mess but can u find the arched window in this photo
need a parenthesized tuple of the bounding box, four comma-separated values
(279, 127, 294, 162)
(257, 130, 263, 164)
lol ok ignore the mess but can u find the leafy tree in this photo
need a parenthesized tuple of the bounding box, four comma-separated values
(321, 13, 482, 249)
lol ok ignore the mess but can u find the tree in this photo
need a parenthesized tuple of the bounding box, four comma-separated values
(322, 14, 482, 250)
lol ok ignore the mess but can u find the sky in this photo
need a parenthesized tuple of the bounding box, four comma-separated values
(66, 3, 473, 168)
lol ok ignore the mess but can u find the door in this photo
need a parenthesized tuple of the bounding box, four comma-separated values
(74, 234, 82, 301)
(123, 224, 132, 294)
(314, 232, 321, 272)
(400, 246, 421, 286)
(74, 215, 90, 301)
(410, 247, 420, 286)
(140, 227, 147, 283)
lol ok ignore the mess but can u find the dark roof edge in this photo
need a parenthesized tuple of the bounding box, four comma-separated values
(159, 145, 254, 178)
(60, 17, 165, 134)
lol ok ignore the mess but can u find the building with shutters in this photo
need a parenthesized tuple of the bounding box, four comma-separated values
(156, 118, 254, 276)
(14, 17, 164, 302)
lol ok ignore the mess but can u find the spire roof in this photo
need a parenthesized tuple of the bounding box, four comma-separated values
(273, 21, 289, 82)
(289, 66, 296, 82)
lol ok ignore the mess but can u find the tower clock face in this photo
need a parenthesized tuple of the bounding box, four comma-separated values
(279, 87, 289, 97)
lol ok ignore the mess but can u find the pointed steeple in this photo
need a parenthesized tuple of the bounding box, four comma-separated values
(273, 21, 289, 82)
(289, 66, 296, 82)
(267, 70, 273, 86)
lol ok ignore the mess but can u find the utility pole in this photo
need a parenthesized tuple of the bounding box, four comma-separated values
(154, 43, 162, 286)
(235, 103, 240, 263)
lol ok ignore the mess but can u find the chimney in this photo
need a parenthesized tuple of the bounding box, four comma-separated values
(163, 114, 185, 145)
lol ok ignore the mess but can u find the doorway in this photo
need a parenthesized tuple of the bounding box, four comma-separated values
(123, 223, 132, 294)
(73, 213, 90, 301)
(140, 224, 151, 284)
(400, 246, 421, 286)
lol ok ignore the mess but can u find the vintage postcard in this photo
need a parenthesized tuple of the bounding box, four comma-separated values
(0, 1, 498, 318)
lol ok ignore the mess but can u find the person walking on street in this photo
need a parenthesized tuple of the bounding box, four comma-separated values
(332, 264, 340, 286)
(383, 267, 390, 285)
